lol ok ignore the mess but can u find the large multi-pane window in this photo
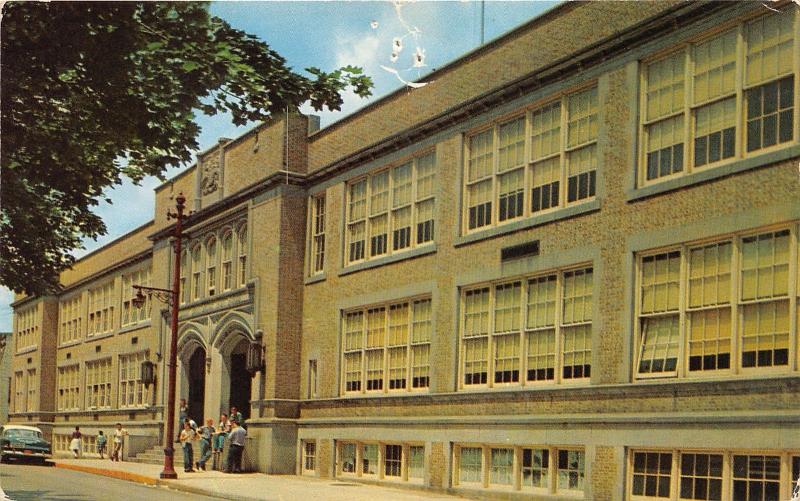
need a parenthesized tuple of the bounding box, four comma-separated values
(180, 249, 189, 304)
(221, 231, 233, 292)
(182, 219, 247, 303)
(341, 298, 432, 394)
(460, 266, 593, 389)
(13, 371, 24, 412)
(57, 364, 81, 411)
(302, 441, 316, 474)
(85, 358, 112, 409)
(345, 152, 436, 265)
(635, 225, 799, 379)
(337, 441, 425, 482)
(465, 85, 598, 233)
(119, 351, 149, 408)
(629, 449, 798, 501)
(15, 305, 38, 352)
(88, 281, 115, 336)
(237, 224, 248, 287)
(59, 296, 82, 345)
(639, 10, 798, 185)
(206, 237, 217, 296)
(191, 244, 203, 301)
(453, 444, 585, 495)
(26, 368, 36, 412)
(308, 193, 326, 275)
(122, 267, 151, 326)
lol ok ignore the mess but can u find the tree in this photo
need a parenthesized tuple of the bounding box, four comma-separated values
(0, 1, 372, 295)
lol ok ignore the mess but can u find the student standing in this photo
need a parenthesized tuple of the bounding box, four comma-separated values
(177, 398, 188, 442)
(229, 406, 243, 427)
(212, 413, 229, 470)
(111, 423, 128, 461)
(69, 426, 82, 458)
(225, 419, 246, 473)
(96, 431, 107, 459)
(179, 421, 198, 473)
(196, 418, 214, 471)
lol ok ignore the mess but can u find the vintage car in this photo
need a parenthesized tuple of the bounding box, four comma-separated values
(0, 425, 52, 464)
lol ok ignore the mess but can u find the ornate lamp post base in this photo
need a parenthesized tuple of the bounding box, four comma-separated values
(160, 446, 178, 479)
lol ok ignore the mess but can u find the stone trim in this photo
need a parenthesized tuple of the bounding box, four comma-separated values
(454, 200, 601, 247)
(338, 245, 437, 277)
(626, 145, 800, 202)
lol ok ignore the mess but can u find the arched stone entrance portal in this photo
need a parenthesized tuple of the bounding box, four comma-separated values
(219, 333, 253, 419)
(187, 348, 206, 424)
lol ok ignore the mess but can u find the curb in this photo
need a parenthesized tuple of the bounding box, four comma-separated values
(53, 462, 268, 501)
(54, 462, 158, 486)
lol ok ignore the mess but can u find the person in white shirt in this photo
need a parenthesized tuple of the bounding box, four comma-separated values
(111, 423, 128, 462)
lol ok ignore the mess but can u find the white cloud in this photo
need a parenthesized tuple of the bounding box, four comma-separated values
(0, 287, 15, 332)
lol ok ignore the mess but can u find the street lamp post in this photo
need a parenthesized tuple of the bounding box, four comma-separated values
(131, 193, 187, 479)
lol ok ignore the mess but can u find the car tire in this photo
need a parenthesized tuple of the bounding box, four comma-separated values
(0, 454, 6, 463)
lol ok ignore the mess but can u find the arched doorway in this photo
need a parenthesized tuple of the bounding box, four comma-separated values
(187, 348, 206, 423)
(227, 338, 252, 420)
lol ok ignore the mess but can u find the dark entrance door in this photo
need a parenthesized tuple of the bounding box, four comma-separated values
(188, 348, 206, 423)
(229, 353, 251, 420)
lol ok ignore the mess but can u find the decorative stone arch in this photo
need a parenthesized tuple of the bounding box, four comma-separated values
(210, 310, 255, 354)
(177, 323, 208, 361)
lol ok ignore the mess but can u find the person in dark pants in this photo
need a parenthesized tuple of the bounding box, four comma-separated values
(196, 418, 214, 471)
(179, 421, 197, 473)
(225, 419, 246, 473)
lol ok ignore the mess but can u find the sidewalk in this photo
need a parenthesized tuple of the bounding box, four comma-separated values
(53, 459, 468, 501)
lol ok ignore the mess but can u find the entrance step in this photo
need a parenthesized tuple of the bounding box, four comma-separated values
(129, 444, 165, 465)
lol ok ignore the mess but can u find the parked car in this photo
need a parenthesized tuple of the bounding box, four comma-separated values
(0, 425, 51, 464)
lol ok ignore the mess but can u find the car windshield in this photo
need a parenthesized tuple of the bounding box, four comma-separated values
(4, 429, 41, 439)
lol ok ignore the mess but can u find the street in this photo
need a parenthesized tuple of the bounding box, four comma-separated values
(0, 462, 222, 501)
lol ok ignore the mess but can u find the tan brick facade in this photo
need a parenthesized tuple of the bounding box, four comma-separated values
(10, 2, 800, 498)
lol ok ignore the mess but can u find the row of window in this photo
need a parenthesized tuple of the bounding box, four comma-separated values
(14, 305, 38, 352)
(12, 368, 36, 413)
(342, 298, 431, 394)
(332, 441, 425, 483)
(180, 221, 247, 303)
(629, 450, 799, 501)
(635, 226, 800, 379)
(56, 351, 151, 411)
(57, 266, 152, 346)
(308, 440, 799, 500)
(53, 434, 100, 456)
(454, 444, 585, 495)
(305, 9, 798, 276)
(337, 223, 799, 395)
(641, 10, 797, 184)
(344, 152, 436, 266)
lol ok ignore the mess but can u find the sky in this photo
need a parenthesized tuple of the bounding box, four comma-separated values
(0, 0, 558, 331)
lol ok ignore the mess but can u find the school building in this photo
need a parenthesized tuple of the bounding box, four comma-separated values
(9, 2, 800, 499)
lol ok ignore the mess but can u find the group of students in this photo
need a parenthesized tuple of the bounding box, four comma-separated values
(68, 423, 128, 461)
(177, 398, 247, 474)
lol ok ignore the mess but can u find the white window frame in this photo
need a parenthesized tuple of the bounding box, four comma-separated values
(628, 448, 799, 501)
(119, 351, 150, 409)
(122, 267, 151, 327)
(57, 364, 81, 411)
(344, 151, 437, 267)
(87, 281, 115, 336)
(458, 265, 594, 391)
(637, 9, 800, 188)
(307, 192, 326, 276)
(340, 297, 432, 396)
(452, 443, 585, 495)
(633, 223, 799, 380)
(15, 305, 38, 352)
(85, 357, 112, 410)
(462, 84, 599, 235)
(335, 440, 424, 483)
